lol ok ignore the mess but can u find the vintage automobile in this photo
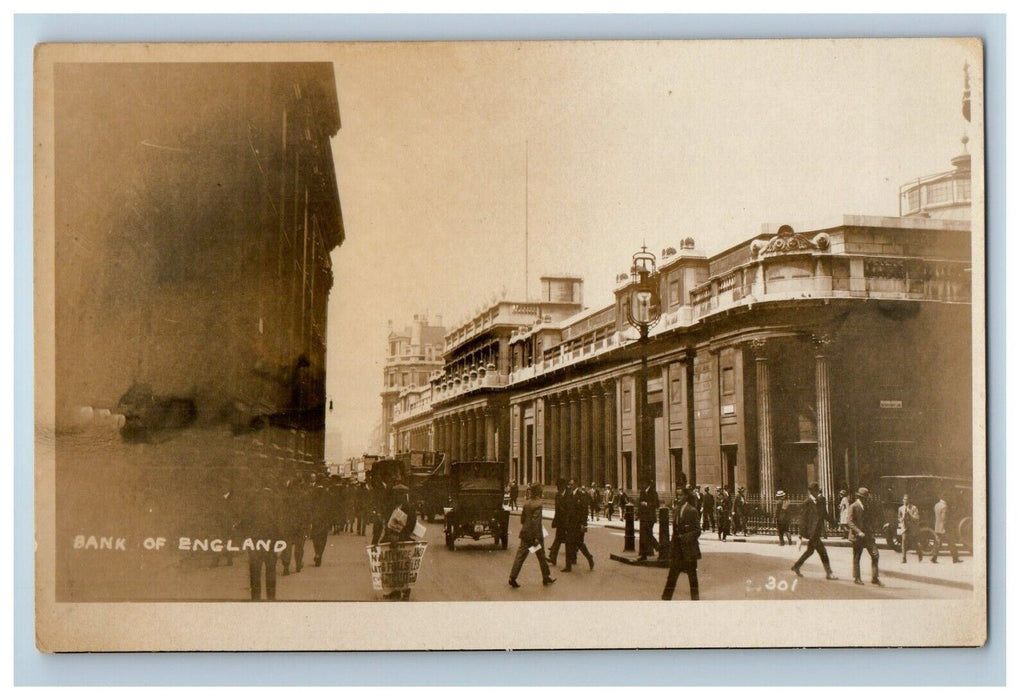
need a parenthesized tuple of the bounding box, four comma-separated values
(402, 451, 450, 522)
(874, 475, 973, 555)
(443, 461, 510, 550)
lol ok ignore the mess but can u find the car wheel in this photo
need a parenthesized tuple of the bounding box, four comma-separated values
(958, 517, 973, 554)
(918, 527, 938, 558)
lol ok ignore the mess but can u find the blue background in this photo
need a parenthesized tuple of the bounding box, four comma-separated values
(12, 13, 1006, 686)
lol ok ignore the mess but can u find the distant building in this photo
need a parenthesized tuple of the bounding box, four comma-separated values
(380, 314, 447, 455)
(430, 276, 585, 466)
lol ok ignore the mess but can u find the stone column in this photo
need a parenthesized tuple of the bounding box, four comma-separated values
(485, 408, 496, 460)
(591, 386, 604, 487)
(814, 335, 835, 513)
(560, 394, 572, 480)
(569, 389, 582, 484)
(579, 386, 592, 486)
(604, 381, 617, 487)
(684, 351, 697, 487)
(462, 412, 470, 459)
(472, 408, 483, 459)
(753, 338, 776, 502)
(479, 408, 487, 459)
(542, 397, 551, 485)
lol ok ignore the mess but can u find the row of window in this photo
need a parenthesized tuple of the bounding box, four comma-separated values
(904, 175, 971, 212)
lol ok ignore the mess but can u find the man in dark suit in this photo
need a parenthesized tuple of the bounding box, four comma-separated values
(848, 487, 882, 585)
(240, 473, 283, 601)
(791, 482, 838, 580)
(637, 479, 659, 561)
(731, 486, 749, 536)
(716, 488, 732, 541)
(547, 478, 569, 565)
(509, 483, 557, 587)
(279, 475, 311, 575)
(701, 487, 715, 532)
(662, 490, 702, 600)
(563, 479, 595, 571)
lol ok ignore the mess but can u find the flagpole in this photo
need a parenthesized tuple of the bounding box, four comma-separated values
(524, 139, 529, 300)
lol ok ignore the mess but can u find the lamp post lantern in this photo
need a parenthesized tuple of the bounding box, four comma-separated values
(624, 245, 662, 490)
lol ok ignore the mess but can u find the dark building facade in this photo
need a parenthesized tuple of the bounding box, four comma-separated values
(54, 62, 344, 468)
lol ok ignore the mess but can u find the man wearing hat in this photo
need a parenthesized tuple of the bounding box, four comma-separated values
(731, 486, 749, 536)
(774, 490, 793, 546)
(791, 482, 838, 580)
(381, 482, 418, 601)
(847, 487, 882, 585)
(701, 487, 715, 532)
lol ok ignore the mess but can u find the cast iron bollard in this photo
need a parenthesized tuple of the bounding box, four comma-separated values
(658, 506, 670, 562)
(623, 503, 636, 552)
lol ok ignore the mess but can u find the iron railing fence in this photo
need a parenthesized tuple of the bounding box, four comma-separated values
(730, 492, 857, 539)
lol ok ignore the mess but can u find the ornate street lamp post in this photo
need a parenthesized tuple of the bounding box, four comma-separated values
(625, 245, 661, 489)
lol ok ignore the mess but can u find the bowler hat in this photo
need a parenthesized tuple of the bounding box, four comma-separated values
(775, 490, 786, 498)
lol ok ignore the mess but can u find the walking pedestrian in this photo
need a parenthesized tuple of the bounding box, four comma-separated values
(774, 490, 793, 546)
(310, 474, 332, 567)
(589, 483, 601, 521)
(662, 490, 702, 600)
(848, 487, 882, 585)
(547, 478, 569, 566)
(716, 488, 732, 541)
(732, 486, 748, 536)
(931, 493, 963, 564)
(369, 475, 388, 546)
(240, 473, 282, 601)
(563, 479, 595, 572)
(379, 483, 420, 601)
(897, 493, 923, 563)
(701, 487, 715, 532)
(616, 488, 628, 521)
(837, 490, 851, 539)
(509, 481, 519, 510)
(509, 484, 557, 588)
(636, 478, 659, 561)
(280, 476, 311, 576)
(791, 482, 838, 580)
(604, 484, 615, 521)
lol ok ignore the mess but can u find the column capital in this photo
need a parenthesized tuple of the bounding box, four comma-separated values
(811, 332, 834, 355)
(749, 337, 770, 357)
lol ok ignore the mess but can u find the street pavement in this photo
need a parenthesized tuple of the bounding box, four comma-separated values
(137, 512, 972, 602)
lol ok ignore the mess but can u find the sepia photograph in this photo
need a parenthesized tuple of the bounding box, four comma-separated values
(33, 37, 987, 651)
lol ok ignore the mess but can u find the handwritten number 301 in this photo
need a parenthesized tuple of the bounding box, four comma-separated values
(765, 576, 798, 592)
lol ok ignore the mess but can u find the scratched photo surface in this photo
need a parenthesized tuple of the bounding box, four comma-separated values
(34, 40, 987, 650)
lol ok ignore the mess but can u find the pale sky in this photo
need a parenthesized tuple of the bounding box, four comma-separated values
(324, 38, 979, 460)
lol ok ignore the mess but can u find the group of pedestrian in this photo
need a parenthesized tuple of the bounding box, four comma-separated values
(547, 478, 596, 573)
(222, 468, 336, 601)
(788, 482, 964, 586)
(895, 492, 962, 565)
(508, 476, 967, 601)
